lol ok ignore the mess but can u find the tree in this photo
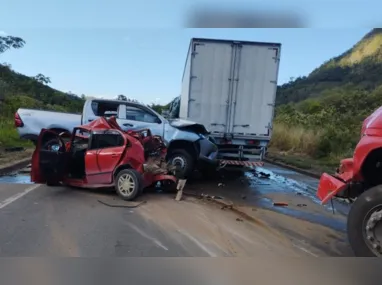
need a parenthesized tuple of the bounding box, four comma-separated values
(34, 73, 51, 85)
(117, 94, 127, 101)
(0, 36, 25, 54)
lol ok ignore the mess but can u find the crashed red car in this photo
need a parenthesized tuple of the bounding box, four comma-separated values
(31, 116, 177, 201)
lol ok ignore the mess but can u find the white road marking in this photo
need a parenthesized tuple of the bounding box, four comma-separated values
(0, 184, 41, 210)
(177, 229, 218, 257)
(292, 243, 319, 257)
(126, 222, 169, 251)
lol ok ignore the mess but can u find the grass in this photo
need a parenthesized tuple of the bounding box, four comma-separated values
(269, 122, 321, 156)
(269, 122, 346, 174)
(0, 117, 33, 149)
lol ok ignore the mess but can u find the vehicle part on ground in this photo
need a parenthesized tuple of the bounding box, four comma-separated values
(316, 106, 382, 257)
(31, 116, 178, 201)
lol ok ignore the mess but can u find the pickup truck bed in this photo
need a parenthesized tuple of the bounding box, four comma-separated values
(15, 108, 81, 143)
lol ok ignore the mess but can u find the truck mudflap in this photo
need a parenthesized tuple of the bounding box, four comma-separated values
(317, 173, 348, 204)
(219, 160, 264, 167)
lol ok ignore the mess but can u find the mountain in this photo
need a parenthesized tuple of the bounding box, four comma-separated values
(276, 28, 382, 105)
(272, 29, 382, 162)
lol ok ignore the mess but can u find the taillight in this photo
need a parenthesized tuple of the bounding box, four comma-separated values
(14, 112, 24, 127)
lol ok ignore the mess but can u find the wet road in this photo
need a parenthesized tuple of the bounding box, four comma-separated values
(0, 163, 352, 257)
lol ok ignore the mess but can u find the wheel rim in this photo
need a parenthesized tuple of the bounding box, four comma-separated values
(171, 156, 187, 174)
(363, 205, 382, 256)
(118, 173, 135, 197)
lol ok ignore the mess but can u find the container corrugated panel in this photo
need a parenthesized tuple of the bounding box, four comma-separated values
(230, 45, 280, 137)
(181, 38, 281, 139)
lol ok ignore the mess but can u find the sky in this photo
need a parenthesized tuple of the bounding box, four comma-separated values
(0, 1, 377, 105)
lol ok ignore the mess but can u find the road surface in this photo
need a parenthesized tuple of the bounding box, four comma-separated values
(0, 164, 352, 257)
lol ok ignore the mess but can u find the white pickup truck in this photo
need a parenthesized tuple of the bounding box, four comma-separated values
(15, 99, 218, 178)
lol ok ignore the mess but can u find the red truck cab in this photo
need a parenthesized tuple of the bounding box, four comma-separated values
(317, 106, 382, 257)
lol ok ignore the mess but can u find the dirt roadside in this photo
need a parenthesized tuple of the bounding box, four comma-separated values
(0, 148, 33, 175)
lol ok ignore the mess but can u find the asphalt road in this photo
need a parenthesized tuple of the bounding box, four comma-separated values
(0, 164, 352, 257)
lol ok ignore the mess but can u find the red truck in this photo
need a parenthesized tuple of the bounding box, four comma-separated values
(317, 106, 382, 257)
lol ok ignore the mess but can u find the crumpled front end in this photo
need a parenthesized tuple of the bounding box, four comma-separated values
(317, 158, 354, 204)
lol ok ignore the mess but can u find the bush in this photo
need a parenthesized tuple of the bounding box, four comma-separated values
(269, 123, 321, 156)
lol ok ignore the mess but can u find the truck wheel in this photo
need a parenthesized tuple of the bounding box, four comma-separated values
(347, 184, 382, 257)
(115, 169, 142, 201)
(167, 149, 194, 179)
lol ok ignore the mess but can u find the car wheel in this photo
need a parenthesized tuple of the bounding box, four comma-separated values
(46, 180, 61, 186)
(347, 184, 382, 257)
(115, 169, 142, 201)
(167, 149, 194, 179)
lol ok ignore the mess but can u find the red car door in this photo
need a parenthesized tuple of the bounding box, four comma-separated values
(85, 130, 126, 184)
(31, 129, 67, 184)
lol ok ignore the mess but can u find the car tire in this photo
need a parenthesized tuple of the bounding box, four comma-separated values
(115, 169, 143, 201)
(347, 184, 382, 257)
(46, 180, 61, 186)
(167, 149, 194, 179)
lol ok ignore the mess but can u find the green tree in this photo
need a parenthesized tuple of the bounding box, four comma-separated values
(34, 73, 51, 85)
(0, 35, 25, 53)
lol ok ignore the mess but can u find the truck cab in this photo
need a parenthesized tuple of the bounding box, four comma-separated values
(82, 99, 218, 178)
(317, 106, 382, 257)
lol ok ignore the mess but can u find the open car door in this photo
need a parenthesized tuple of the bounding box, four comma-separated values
(31, 129, 67, 184)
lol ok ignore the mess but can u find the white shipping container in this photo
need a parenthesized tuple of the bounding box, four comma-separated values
(179, 38, 281, 163)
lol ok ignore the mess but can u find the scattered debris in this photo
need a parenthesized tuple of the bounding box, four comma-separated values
(273, 202, 289, 207)
(253, 170, 270, 179)
(236, 218, 243, 222)
(218, 183, 225, 187)
(297, 203, 307, 207)
(175, 179, 187, 201)
(97, 199, 147, 208)
(221, 204, 233, 210)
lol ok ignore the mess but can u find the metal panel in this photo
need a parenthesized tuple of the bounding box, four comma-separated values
(230, 45, 280, 137)
(187, 41, 234, 134)
(179, 44, 192, 119)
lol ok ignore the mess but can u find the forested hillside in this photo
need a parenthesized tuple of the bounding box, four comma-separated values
(0, 35, 85, 147)
(270, 28, 382, 171)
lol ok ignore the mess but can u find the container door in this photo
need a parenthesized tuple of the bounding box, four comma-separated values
(230, 45, 280, 136)
(188, 41, 235, 134)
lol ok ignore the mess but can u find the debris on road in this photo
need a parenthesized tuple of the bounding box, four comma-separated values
(273, 202, 289, 207)
(253, 170, 271, 179)
(236, 218, 244, 222)
(175, 179, 187, 201)
(218, 183, 225, 187)
(97, 199, 147, 208)
(297, 203, 307, 207)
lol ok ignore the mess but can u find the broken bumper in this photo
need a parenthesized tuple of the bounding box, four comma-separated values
(197, 137, 219, 165)
(317, 173, 349, 204)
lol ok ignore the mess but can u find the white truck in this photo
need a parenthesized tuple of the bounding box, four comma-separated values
(177, 38, 281, 167)
(15, 99, 218, 178)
